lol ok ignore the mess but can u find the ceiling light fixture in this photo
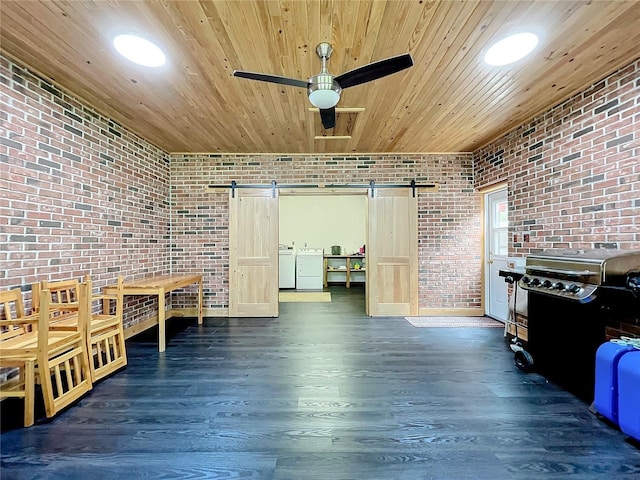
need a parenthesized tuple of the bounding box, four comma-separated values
(308, 75, 341, 109)
(113, 34, 166, 67)
(484, 32, 539, 66)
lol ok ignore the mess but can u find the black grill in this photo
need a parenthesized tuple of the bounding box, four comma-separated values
(518, 249, 640, 402)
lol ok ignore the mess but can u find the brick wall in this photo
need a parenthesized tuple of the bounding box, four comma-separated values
(3, 48, 638, 324)
(170, 154, 481, 312)
(475, 58, 639, 253)
(0, 55, 170, 328)
(1, 52, 481, 323)
(474, 57, 640, 337)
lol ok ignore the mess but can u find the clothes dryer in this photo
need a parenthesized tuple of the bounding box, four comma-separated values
(296, 248, 324, 290)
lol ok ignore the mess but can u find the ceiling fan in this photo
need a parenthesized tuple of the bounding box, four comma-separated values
(233, 43, 413, 129)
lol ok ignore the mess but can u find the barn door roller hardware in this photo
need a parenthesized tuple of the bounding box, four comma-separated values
(221, 180, 284, 198)
(209, 181, 321, 198)
(368, 179, 417, 197)
(208, 180, 436, 197)
(326, 179, 433, 197)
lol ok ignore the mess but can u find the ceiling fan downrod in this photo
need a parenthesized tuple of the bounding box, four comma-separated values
(308, 43, 341, 109)
(316, 42, 333, 72)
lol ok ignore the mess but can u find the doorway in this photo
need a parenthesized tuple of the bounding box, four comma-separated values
(484, 186, 509, 321)
(228, 186, 419, 317)
(279, 194, 367, 292)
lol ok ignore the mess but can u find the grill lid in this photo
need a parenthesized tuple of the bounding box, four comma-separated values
(525, 249, 640, 285)
(520, 249, 640, 302)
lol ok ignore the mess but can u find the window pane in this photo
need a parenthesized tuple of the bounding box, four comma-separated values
(494, 228, 508, 256)
(494, 200, 508, 228)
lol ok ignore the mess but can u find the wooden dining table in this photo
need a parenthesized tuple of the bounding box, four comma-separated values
(105, 274, 203, 352)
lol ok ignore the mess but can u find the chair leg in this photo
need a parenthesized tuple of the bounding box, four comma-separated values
(38, 361, 56, 418)
(24, 359, 35, 427)
(117, 330, 127, 366)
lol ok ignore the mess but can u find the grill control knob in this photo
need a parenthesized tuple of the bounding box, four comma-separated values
(530, 278, 541, 286)
(552, 282, 564, 290)
(522, 276, 531, 284)
(542, 280, 552, 288)
(567, 284, 581, 293)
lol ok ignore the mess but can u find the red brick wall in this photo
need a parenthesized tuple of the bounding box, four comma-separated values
(475, 58, 639, 253)
(474, 58, 640, 336)
(0, 55, 170, 328)
(4, 49, 638, 323)
(1, 53, 481, 321)
(170, 154, 481, 311)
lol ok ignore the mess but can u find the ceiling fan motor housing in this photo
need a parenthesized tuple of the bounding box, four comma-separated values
(308, 73, 341, 108)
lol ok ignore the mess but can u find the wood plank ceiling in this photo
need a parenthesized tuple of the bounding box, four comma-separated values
(1, 1, 639, 154)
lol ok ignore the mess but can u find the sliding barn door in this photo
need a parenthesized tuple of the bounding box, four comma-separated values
(367, 188, 418, 316)
(229, 188, 279, 317)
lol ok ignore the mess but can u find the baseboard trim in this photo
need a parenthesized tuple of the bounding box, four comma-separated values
(123, 308, 229, 339)
(168, 307, 229, 318)
(124, 316, 158, 340)
(417, 307, 484, 316)
(506, 322, 528, 341)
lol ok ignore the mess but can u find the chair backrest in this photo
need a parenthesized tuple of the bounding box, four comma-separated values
(83, 275, 124, 320)
(33, 275, 88, 319)
(0, 288, 29, 341)
(42, 277, 83, 304)
(37, 284, 89, 342)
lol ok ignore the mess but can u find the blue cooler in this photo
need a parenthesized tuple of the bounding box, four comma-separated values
(594, 341, 637, 424)
(618, 350, 640, 441)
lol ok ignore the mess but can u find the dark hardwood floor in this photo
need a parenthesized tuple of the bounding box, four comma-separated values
(2, 286, 639, 479)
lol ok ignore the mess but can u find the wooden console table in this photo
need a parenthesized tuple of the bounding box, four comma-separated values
(105, 274, 203, 352)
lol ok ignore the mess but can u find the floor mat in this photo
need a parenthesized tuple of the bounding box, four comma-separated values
(279, 291, 332, 302)
(404, 316, 503, 328)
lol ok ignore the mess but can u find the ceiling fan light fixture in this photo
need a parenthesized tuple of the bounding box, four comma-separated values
(113, 34, 166, 67)
(309, 89, 340, 109)
(484, 32, 539, 66)
(308, 73, 341, 109)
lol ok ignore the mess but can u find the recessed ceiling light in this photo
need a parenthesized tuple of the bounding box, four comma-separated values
(113, 34, 166, 67)
(484, 32, 539, 66)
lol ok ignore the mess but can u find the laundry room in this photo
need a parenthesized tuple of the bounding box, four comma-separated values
(279, 195, 367, 291)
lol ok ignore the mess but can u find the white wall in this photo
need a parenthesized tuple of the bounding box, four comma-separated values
(279, 195, 366, 254)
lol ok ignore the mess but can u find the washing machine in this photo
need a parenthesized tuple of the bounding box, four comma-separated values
(296, 248, 324, 290)
(279, 247, 296, 289)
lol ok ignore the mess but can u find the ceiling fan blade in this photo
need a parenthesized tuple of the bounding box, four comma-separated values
(233, 70, 309, 89)
(319, 107, 336, 129)
(335, 53, 413, 89)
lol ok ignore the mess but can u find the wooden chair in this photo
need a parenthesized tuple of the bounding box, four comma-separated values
(1, 285, 93, 421)
(82, 276, 127, 383)
(32, 276, 85, 327)
(0, 288, 36, 427)
(41, 275, 127, 382)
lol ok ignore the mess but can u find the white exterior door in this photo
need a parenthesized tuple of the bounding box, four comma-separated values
(485, 188, 509, 321)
